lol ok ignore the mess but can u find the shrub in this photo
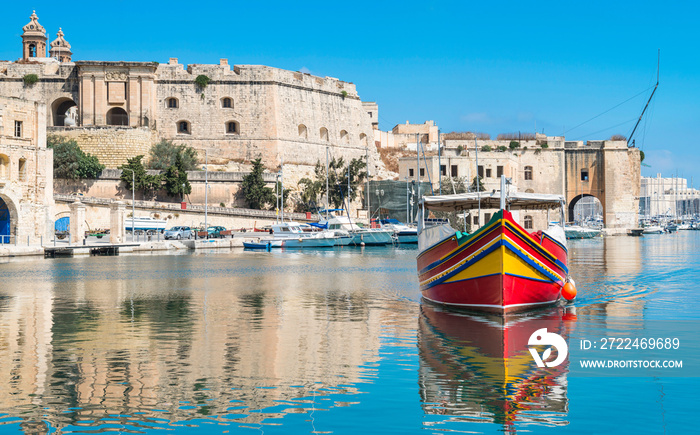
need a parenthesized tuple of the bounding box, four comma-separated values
(341, 90, 348, 99)
(540, 142, 549, 149)
(219, 202, 225, 207)
(195, 74, 210, 88)
(119, 155, 162, 198)
(148, 140, 199, 171)
(509, 141, 520, 150)
(48, 135, 105, 179)
(480, 145, 492, 152)
(23, 74, 38, 86)
(456, 145, 464, 155)
(640, 150, 645, 162)
(610, 134, 627, 141)
(497, 145, 507, 152)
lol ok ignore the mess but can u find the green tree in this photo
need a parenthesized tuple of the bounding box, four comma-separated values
(241, 158, 275, 209)
(470, 176, 485, 192)
(440, 176, 468, 194)
(48, 135, 105, 179)
(509, 141, 520, 150)
(163, 153, 192, 199)
(310, 157, 367, 209)
(298, 177, 323, 211)
(148, 140, 198, 171)
(119, 155, 162, 198)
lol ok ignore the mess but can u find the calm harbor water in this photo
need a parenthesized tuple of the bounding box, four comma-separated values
(1, 232, 699, 434)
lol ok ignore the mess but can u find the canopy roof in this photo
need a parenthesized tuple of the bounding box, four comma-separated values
(421, 191, 565, 211)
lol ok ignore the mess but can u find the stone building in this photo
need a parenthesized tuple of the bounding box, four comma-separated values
(640, 175, 700, 218)
(374, 120, 439, 150)
(0, 11, 379, 172)
(399, 134, 641, 229)
(0, 95, 54, 244)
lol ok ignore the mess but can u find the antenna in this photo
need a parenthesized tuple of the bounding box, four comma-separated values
(628, 49, 660, 146)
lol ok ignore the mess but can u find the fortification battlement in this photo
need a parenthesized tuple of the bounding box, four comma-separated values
(156, 58, 358, 97)
(564, 140, 628, 150)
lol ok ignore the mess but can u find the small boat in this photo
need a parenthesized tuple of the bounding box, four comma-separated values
(628, 228, 644, 237)
(243, 239, 281, 250)
(564, 225, 601, 239)
(379, 218, 418, 244)
(416, 177, 575, 313)
(322, 214, 394, 246)
(125, 216, 167, 233)
(665, 223, 678, 233)
(642, 225, 664, 234)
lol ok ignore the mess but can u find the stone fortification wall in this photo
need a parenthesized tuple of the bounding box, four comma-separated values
(154, 60, 379, 171)
(48, 126, 155, 168)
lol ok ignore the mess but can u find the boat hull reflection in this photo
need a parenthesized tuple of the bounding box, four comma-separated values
(418, 303, 574, 431)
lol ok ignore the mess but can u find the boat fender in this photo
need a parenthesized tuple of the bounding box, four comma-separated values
(266, 242, 271, 252)
(562, 278, 577, 301)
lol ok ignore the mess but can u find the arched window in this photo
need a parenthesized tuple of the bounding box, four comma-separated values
(167, 98, 179, 108)
(226, 121, 239, 134)
(29, 44, 36, 58)
(360, 133, 368, 147)
(320, 127, 329, 141)
(221, 97, 233, 108)
(340, 130, 349, 144)
(524, 166, 533, 181)
(177, 120, 191, 134)
(18, 159, 26, 182)
(524, 215, 533, 230)
(0, 155, 9, 179)
(106, 107, 128, 126)
(298, 124, 308, 139)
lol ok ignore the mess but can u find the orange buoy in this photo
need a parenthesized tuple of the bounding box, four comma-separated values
(562, 281, 577, 301)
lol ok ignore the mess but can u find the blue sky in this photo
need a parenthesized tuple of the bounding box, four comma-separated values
(2, 1, 698, 184)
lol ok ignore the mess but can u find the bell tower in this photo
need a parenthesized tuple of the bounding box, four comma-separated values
(49, 28, 72, 62)
(21, 11, 47, 60)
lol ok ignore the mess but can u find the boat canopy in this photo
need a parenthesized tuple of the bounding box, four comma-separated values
(421, 191, 565, 211)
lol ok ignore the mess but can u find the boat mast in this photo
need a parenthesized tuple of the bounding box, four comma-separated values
(629, 49, 660, 147)
(281, 158, 284, 222)
(475, 138, 480, 231)
(416, 134, 420, 224)
(366, 147, 370, 220)
(438, 130, 442, 195)
(325, 147, 329, 220)
(205, 149, 208, 234)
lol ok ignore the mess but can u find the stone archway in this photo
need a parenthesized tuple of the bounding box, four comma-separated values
(568, 193, 603, 225)
(0, 194, 18, 244)
(106, 107, 128, 126)
(51, 98, 78, 126)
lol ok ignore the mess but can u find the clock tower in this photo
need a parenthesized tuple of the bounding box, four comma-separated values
(21, 11, 47, 61)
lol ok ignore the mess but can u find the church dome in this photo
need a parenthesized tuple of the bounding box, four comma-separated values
(22, 11, 46, 37)
(50, 29, 71, 51)
(49, 28, 73, 62)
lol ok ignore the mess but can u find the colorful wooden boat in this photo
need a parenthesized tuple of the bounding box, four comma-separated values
(417, 183, 573, 313)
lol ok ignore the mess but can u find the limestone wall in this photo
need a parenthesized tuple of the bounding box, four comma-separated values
(0, 96, 54, 243)
(48, 126, 155, 168)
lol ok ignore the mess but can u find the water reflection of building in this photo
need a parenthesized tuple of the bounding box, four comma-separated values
(418, 304, 574, 433)
(0, 258, 390, 433)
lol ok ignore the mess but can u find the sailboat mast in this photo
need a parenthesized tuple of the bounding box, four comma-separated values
(629, 49, 660, 146)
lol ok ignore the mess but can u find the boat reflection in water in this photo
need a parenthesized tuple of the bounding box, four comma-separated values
(418, 303, 576, 433)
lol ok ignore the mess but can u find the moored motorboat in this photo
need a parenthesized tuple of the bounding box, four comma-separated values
(564, 225, 601, 239)
(379, 218, 418, 244)
(642, 225, 664, 234)
(323, 214, 394, 246)
(416, 177, 575, 313)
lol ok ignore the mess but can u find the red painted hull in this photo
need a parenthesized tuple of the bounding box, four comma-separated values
(417, 210, 568, 313)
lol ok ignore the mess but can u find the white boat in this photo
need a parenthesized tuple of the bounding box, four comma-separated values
(248, 222, 337, 248)
(564, 225, 601, 239)
(379, 219, 418, 244)
(322, 215, 394, 246)
(642, 225, 664, 234)
(125, 216, 167, 232)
